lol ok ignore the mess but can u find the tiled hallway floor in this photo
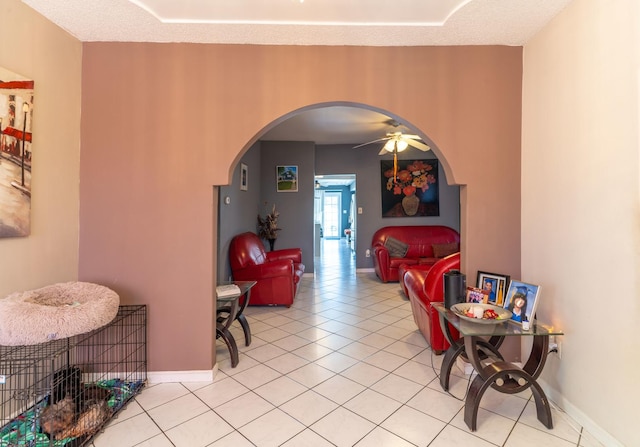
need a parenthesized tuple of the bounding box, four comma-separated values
(91, 239, 602, 447)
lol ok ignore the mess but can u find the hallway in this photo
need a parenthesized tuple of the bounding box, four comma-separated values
(314, 237, 356, 280)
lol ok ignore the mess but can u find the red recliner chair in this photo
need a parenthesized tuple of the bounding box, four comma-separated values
(405, 252, 460, 354)
(229, 232, 305, 307)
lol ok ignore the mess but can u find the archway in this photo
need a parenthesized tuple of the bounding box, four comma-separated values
(217, 102, 461, 283)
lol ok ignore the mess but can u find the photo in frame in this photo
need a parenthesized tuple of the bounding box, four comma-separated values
(380, 159, 439, 217)
(476, 271, 511, 306)
(465, 287, 489, 304)
(240, 163, 248, 191)
(503, 280, 541, 324)
(276, 165, 298, 192)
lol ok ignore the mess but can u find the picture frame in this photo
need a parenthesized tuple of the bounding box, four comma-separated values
(0, 68, 34, 238)
(276, 165, 298, 192)
(476, 271, 511, 306)
(466, 286, 489, 304)
(240, 163, 248, 191)
(380, 159, 439, 217)
(503, 280, 541, 324)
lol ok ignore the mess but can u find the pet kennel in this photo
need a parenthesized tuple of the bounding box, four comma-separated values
(0, 305, 147, 446)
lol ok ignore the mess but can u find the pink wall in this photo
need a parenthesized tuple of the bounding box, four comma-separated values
(80, 44, 522, 372)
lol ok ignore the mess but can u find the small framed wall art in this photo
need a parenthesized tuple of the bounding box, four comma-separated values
(276, 165, 298, 192)
(240, 163, 248, 191)
(476, 271, 510, 306)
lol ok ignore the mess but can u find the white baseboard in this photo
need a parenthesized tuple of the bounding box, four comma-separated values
(148, 364, 218, 384)
(539, 379, 623, 447)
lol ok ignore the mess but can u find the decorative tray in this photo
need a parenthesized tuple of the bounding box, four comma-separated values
(450, 303, 512, 325)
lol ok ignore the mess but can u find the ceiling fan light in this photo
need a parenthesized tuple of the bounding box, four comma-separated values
(384, 139, 396, 152)
(396, 140, 408, 152)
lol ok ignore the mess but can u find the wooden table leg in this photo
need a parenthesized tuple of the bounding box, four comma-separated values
(235, 290, 252, 347)
(216, 297, 241, 367)
(216, 325, 239, 368)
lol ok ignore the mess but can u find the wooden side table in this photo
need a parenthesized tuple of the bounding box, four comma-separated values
(216, 281, 256, 368)
(432, 302, 563, 431)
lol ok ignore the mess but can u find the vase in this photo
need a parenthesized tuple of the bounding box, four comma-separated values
(267, 238, 276, 251)
(401, 193, 420, 216)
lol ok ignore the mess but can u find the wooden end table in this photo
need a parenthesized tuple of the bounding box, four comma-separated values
(432, 302, 563, 431)
(216, 281, 256, 368)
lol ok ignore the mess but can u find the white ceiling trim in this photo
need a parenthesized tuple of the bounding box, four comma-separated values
(21, 0, 573, 46)
(128, 0, 469, 26)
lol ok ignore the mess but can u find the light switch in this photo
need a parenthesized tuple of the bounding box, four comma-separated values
(358, 207, 363, 214)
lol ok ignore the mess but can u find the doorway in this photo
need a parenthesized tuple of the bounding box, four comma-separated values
(322, 192, 341, 239)
(313, 174, 356, 270)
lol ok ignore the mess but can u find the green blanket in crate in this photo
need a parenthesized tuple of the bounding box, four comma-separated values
(0, 379, 144, 447)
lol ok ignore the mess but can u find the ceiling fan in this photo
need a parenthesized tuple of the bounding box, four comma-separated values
(354, 127, 431, 181)
(353, 131, 430, 154)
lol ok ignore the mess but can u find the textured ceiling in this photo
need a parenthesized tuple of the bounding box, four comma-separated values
(20, 0, 573, 152)
(22, 0, 572, 46)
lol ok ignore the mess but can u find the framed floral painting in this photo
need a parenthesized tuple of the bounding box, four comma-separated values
(380, 159, 439, 217)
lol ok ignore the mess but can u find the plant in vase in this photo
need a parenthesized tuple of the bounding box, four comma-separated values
(383, 160, 437, 216)
(257, 204, 281, 251)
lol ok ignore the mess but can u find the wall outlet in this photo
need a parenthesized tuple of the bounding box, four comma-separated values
(549, 336, 561, 359)
(365, 249, 371, 257)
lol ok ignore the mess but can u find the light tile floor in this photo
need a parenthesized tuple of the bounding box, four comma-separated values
(90, 239, 603, 447)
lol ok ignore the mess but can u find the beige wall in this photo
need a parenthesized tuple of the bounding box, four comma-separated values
(79, 44, 523, 372)
(523, 1, 639, 445)
(0, 1, 82, 296)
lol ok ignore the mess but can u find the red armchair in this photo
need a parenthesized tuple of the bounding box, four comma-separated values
(229, 232, 305, 307)
(404, 252, 460, 354)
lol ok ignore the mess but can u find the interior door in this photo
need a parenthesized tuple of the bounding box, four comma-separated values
(323, 192, 341, 239)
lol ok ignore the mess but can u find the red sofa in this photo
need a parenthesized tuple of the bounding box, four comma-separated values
(404, 252, 460, 354)
(371, 225, 460, 283)
(229, 232, 305, 307)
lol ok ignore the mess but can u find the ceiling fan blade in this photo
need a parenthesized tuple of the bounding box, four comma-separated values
(402, 134, 421, 140)
(353, 137, 389, 149)
(405, 139, 431, 151)
(378, 147, 388, 156)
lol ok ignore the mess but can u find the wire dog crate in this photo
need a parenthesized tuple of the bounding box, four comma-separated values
(0, 305, 147, 446)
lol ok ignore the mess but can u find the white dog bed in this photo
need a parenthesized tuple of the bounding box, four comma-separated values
(0, 282, 120, 346)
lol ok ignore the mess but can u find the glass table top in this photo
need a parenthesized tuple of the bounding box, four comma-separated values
(433, 302, 563, 337)
(216, 281, 257, 303)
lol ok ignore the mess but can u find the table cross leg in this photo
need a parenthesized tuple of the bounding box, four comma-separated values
(237, 314, 251, 346)
(216, 325, 239, 368)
